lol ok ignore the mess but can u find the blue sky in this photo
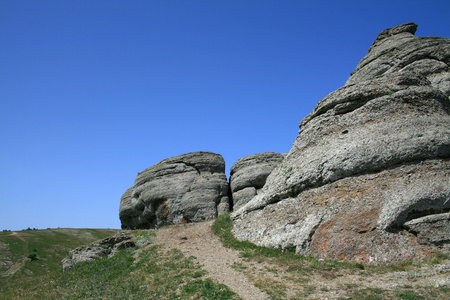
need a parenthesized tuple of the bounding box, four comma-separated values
(1, 1, 449, 230)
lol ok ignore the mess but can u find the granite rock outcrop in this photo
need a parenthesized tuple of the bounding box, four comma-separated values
(119, 152, 230, 229)
(229, 152, 284, 210)
(232, 23, 450, 263)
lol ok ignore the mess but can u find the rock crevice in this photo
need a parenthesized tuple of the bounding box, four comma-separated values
(229, 152, 284, 210)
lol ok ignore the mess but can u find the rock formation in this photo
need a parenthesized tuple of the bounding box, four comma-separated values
(119, 152, 230, 229)
(232, 23, 450, 263)
(62, 232, 134, 271)
(229, 152, 284, 210)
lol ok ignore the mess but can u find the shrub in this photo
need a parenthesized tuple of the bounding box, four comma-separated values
(27, 253, 38, 261)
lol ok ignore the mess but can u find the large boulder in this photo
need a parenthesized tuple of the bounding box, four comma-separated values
(62, 232, 134, 271)
(120, 152, 230, 229)
(229, 152, 284, 210)
(232, 23, 450, 263)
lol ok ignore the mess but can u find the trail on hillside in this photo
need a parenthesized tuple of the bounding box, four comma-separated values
(10, 232, 24, 240)
(2, 232, 28, 277)
(154, 220, 269, 300)
(3, 256, 27, 277)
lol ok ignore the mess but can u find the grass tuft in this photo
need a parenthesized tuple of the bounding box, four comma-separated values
(395, 290, 421, 300)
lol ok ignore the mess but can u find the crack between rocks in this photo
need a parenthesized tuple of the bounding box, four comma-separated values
(180, 162, 201, 175)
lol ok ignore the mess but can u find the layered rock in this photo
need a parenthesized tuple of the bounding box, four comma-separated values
(404, 213, 450, 249)
(232, 23, 450, 263)
(229, 152, 283, 210)
(62, 232, 134, 271)
(120, 152, 230, 229)
(345, 23, 450, 96)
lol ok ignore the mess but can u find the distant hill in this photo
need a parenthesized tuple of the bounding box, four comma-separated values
(0, 228, 118, 279)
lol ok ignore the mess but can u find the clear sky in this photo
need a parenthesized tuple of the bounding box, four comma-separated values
(1, 1, 449, 231)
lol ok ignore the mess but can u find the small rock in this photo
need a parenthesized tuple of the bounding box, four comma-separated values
(435, 264, 450, 274)
(24, 269, 33, 275)
(435, 278, 450, 288)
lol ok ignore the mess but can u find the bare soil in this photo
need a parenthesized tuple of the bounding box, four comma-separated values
(154, 220, 269, 299)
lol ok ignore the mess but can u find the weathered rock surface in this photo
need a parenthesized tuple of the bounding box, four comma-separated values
(346, 22, 450, 97)
(229, 152, 284, 210)
(120, 152, 230, 229)
(404, 212, 450, 248)
(232, 23, 450, 263)
(62, 232, 134, 271)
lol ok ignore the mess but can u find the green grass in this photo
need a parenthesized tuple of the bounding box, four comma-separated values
(253, 277, 287, 299)
(395, 290, 422, 300)
(0, 228, 119, 278)
(342, 286, 450, 300)
(180, 278, 239, 299)
(0, 228, 240, 299)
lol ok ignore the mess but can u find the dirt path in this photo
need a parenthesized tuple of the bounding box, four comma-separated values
(154, 221, 269, 300)
(10, 231, 25, 241)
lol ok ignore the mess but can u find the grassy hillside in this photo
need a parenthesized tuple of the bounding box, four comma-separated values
(0, 228, 238, 299)
(0, 228, 119, 279)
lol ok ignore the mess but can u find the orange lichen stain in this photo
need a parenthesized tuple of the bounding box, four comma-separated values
(321, 220, 336, 231)
(317, 240, 328, 250)
(354, 257, 366, 264)
(314, 186, 371, 206)
(412, 236, 417, 243)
